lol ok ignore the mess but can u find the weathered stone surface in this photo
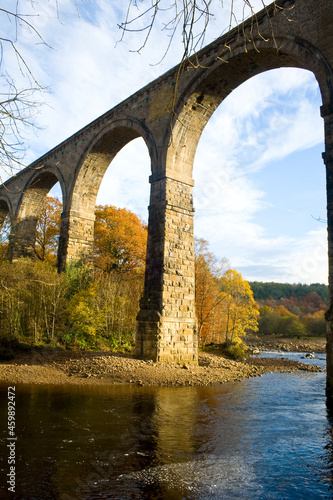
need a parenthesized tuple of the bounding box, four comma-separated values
(0, 0, 333, 371)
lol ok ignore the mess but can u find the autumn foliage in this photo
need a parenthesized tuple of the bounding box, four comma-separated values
(35, 196, 62, 265)
(94, 205, 147, 274)
(248, 281, 328, 337)
(0, 200, 148, 352)
(195, 238, 258, 346)
(195, 238, 229, 344)
(256, 298, 327, 337)
(0, 196, 328, 356)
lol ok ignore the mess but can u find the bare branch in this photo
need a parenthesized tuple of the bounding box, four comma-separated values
(0, 73, 44, 178)
(119, 0, 295, 69)
(0, 1, 81, 180)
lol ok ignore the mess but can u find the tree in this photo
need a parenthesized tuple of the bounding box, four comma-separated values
(195, 237, 229, 344)
(258, 305, 281, 335)
(304, 311, 326, 337)
(66, 283, 104, 349)
(94, 205, 147, 275)
(249, 281, 329, 304)
(257, 302, 325, 337)
(0, 259, 67, 345)
(0, 212, 11, 259)
(220, 269, 259, 343)
(95, 270, 142, 349)
(92, 205, 148, 348)
(35, 196, 62, 264)
(194, 239, 258, 346)
(276, 314, 306, 337)
(0, 76, 42, 177)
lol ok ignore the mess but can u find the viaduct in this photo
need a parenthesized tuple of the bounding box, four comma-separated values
(1, 0, 333, 394)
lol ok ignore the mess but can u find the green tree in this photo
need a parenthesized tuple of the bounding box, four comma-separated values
(258, 305, 281, 335)
(65, 283, 104, 349)
(65, 260, 93, 298)
(0, 259, 67, 346)
(250, 281, 328, 304)
(304, 311, 326, 337)
(276, 314, 306, 337)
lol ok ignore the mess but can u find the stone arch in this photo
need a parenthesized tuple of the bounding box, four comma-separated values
(17, 168, 66, 217)
(166, 36, 332, 179)
(10, 170, 65, 260)
(0, 197, 11, 258)
(59, 119, 156, 268)
(0, 196, 12, 227)
(69, 119, 156, 215)
(135, 34, 333, 364)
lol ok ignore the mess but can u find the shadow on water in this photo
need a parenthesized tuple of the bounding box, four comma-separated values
(1, 356, 333, 499)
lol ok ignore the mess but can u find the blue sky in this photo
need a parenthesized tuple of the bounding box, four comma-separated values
(1, 0, 328, 284)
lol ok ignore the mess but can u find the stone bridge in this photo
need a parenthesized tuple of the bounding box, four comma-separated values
(1, 0, 333, 392)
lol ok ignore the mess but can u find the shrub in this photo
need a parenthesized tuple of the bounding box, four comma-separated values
(224, 341, 249, 360)
(0, 259, 67, 344)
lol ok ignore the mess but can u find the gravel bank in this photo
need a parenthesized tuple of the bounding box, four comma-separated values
(245, 335, 326, 354)
(0, 342, 323, 387)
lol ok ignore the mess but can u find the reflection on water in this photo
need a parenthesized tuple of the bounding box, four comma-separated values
(0, 355, 333, 499)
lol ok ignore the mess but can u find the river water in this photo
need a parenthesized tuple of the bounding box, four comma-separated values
(1, 352, 333, 499)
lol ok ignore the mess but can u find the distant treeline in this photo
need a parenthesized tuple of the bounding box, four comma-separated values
(249, 282, 329, 304)
(249, 281, 328, 337)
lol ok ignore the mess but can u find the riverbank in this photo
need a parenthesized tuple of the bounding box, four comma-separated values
(0, 336, 324, 387)
(245, 335, 326, 354)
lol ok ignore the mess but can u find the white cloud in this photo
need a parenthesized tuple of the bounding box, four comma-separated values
(193, 67, 326, 283)
(96, 138, 150, 220)
(287, 228, 328, 284)
(196, 210, 328, 284)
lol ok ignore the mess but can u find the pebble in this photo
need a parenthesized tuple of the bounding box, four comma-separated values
(0, 339, 323, 387)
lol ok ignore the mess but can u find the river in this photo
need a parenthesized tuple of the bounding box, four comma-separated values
(1, 352, 332, 499)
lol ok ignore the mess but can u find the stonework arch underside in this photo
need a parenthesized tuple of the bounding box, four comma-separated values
(9, 171, 63, 261)
(166, 36, 331, 179)
(58, 122, 155, 269)
(69, 121, 156, 217)
(0, 197, 11, 218)
(0, 198, 11, 235)
(17, 170, 65, 220)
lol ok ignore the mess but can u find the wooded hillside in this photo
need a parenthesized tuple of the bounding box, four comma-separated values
(249, 281, 328, 338)
(249, 281, 328, 304)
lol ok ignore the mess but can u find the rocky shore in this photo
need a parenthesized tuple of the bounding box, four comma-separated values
(0, 336, 325, 387)
(245, 335, 326, 354)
